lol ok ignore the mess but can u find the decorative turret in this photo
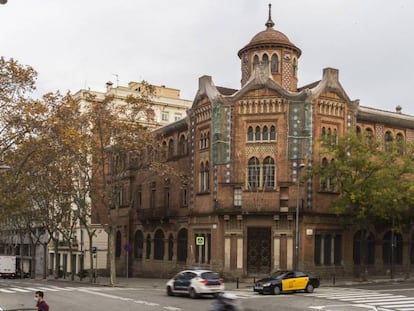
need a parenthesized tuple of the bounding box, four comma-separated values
(238, 4, 301, 91)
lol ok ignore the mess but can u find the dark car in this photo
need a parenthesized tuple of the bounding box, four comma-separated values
(253, 270, 320, 295)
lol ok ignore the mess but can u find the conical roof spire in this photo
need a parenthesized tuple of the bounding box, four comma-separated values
(265, 3, 275, 29)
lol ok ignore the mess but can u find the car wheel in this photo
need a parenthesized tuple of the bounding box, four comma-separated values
(273, 285, 281, 295)
(305, 283, 314, 293)
(189, 288, 198, 299)
(166, 286, 174, 296)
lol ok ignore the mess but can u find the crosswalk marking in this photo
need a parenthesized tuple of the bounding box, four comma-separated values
(0, 284, 142, 294)
(0, 289, 14, 293)
(304, 287, 414, 311)
(9, 287, 31, 293)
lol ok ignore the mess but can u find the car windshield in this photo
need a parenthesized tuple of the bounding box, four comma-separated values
(201, 272, 220, 280)
(270, 271, 288, 279)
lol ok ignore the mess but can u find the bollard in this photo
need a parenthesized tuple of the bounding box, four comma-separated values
(236, 277, 239, 289)
(332, 275, 335, 286)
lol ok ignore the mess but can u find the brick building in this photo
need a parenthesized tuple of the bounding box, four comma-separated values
(109, 6, 414, 279)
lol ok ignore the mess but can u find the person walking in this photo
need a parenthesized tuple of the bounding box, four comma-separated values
(34, 290, 49, 311)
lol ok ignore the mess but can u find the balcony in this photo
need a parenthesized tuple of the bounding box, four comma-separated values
(137, 206, 178, 221)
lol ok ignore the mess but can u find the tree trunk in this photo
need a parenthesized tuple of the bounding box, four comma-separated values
(54, 237, 60, 278)
(43, 243, 48, 279)
(108, 227, 117, 286)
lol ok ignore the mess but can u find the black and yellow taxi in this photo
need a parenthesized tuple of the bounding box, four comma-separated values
(253, 270, 320, 295)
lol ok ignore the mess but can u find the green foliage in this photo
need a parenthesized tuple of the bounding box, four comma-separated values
(314, 132, 414, 230)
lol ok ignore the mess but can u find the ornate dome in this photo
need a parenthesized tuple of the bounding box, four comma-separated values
(238, 4, 301, 57)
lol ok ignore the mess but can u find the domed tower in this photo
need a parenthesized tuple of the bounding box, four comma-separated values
(238, 4, 302, 91)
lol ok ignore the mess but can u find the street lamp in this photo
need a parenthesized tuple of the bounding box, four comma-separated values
(295, 163, 305, 270)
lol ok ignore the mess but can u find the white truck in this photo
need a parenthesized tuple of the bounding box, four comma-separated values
(0, 255, 16, 278)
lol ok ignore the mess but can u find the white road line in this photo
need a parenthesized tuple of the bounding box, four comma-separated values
(78, 288, 182, 310)
(0, 288, 14, 293)
(9, 287, 31, 292)
(36, 287, 59, 292)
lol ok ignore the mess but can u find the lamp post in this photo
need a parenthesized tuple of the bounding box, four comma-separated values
(295, 163, 305, 270)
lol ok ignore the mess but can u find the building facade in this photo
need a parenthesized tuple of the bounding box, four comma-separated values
(108, 7, 414, 280)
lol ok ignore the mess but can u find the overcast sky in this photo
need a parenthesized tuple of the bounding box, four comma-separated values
(1, 0, 413, 115)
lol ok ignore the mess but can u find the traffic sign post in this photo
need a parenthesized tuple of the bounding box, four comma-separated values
(124, 244, 131, 279)
(196, 236, 204, 265)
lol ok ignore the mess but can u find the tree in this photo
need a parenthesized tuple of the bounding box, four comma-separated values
(73, 84, 157, 286)
(313, 132, 414, 279)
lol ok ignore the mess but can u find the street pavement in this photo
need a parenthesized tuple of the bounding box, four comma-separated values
(36, 273, 408, 291)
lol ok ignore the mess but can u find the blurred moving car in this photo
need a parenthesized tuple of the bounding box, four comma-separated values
(166, 268, 225, 298)
(253, 270, 320, 295)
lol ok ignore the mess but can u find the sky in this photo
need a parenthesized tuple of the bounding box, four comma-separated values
(1, 0, 414, 115)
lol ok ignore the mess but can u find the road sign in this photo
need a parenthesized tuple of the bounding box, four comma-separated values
(196, 236, 205, 246)
(124, 244, 131, 252)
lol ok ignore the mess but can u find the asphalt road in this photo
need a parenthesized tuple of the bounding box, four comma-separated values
(1, 278, 414, 311)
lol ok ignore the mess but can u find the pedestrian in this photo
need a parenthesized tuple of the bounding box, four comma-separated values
(34, 290, 49, 311)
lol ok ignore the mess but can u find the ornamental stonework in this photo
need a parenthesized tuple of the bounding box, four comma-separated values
(246, 143, 277, 158)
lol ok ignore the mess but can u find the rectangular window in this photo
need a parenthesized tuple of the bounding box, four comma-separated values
(164, 186, 170, 209)
(324, 234, 332, 265)
(334, 234, 342, 265)
(136, 186, 142, 209)
(314, 234, 321, 265)
(181, 186, 188, 207)
(234, 188, 242, 207)
(174, 113, 182, 121)
(162, 111, 169, 121)
(150, 182, 156, 209)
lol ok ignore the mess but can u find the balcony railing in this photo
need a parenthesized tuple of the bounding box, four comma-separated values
(137, 207, 178, 221)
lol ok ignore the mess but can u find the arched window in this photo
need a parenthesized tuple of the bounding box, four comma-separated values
(253, 55, 260, 69)
(353, 230, 375, 265)
(179, 135, 187, 155)
(168, 139, 174, 158)
(270, 126, 276, 141)
(247, 157, 260, 190)
(321, 127, 326, 138)
(115, 231, 122, 258)
(134, 230, 144, 259)
(365, 128, 374, 142)
(271, 54, 279, 73)
(384, 131, 393, 152)
(396, 132, 404, 155)
(205, 161, 210, 192)
(168, 234, 174, 261)
(154, 229, 165, 260)
(263, 157, 275, 189)
(146, 234, 151, 259)
(293, 58, 298, 77)
(199, 162, 205, 192)
(162, 141, 167, 160)
(262, 126, 268, 141)
(177, 228, 188, 263)
(320, 158, 329, 191)
(332, 129, 338, 144)
(262, 54, 269, 66)
(247, 126, 254, 141)
(382, 231, 403, 265)
(255, 126, 261, 141)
